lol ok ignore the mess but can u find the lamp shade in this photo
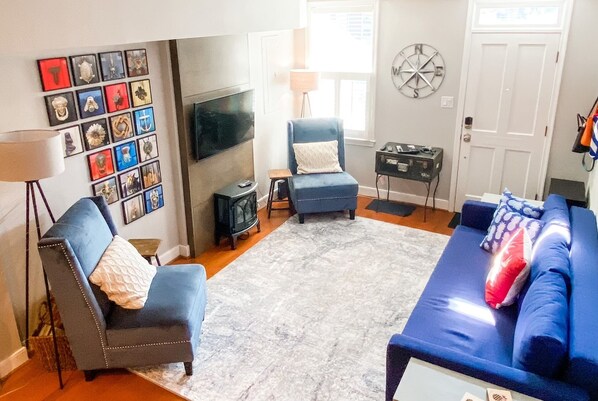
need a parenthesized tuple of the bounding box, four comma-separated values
(290, 69, 320, 93)
(0, 130, 65, 182)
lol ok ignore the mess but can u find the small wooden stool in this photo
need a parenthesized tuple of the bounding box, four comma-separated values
(267, 168, 293, 218)
(129, 238, 162, 266)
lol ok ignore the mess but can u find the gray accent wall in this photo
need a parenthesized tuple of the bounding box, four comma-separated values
(170, 36, 255, 256)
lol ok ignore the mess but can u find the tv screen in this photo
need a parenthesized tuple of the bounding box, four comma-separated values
(192, 89, 255, 160)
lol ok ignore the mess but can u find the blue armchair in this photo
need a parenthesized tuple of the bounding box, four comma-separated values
(287, 118, 358, 223)
(37, 196, 207, 380)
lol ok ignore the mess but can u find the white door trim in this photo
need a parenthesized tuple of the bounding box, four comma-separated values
(448, 0, 575, 212)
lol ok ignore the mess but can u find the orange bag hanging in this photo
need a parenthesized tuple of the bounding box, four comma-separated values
(581, 104, 598, 147)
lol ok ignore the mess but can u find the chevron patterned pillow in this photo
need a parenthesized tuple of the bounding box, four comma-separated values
(293, 140, 343, 174)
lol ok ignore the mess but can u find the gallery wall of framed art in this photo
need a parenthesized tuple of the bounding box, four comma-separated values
(37, 47, 166, 225)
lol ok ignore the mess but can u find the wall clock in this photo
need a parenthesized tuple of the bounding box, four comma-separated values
(391, 43, 445, 99)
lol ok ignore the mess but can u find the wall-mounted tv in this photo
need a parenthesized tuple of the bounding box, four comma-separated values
(192, 89, 255, 160)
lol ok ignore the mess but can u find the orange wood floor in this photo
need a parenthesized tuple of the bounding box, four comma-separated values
(0, 196, 455, 401)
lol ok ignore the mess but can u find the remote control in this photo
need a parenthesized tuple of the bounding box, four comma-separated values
(238, 180, 252, 188)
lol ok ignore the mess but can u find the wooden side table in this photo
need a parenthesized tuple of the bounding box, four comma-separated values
(267, 168, 293, 218)
(129, 238, 162, 266)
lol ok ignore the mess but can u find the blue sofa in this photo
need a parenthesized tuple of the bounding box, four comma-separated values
(386, 195, 598, 401)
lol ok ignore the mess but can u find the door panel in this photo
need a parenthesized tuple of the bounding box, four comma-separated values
(455, 33, 559, 209)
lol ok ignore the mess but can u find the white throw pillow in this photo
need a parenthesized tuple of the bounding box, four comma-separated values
(89, 235, 157, 309)
(293, 140, 343, 174)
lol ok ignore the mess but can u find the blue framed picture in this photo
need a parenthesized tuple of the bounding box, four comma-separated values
(133, 106, 155, 135)
(76, 87, 105, 119)
(144, 185, 164, 213)
(113, 141, 138, 171)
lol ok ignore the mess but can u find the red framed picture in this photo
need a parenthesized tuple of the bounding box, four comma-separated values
(104, 82, 130, 113)
(87, 148, 115, 181)
(38, 57, 71, 92)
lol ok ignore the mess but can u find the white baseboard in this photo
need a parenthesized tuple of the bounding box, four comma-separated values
(0, 346, 28, 379)
(178, 245, 190, 258)
(160, 245, 189, 264)
(257, 192, 269, 210)
(358, 185, 449, 211)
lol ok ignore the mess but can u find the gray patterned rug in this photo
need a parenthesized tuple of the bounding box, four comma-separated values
(132, 214, 449, 400)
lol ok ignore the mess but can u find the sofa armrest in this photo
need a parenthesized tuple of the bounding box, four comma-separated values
(386, 334, 588, 401)
(460, 200, 497, 231)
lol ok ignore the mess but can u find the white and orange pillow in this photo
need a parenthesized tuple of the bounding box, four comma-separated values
(485, 228, 532, 309)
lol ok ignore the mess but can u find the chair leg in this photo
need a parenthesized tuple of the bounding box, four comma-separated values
(349, 209, 355, 220)
(184, 362, 193, 376)
(84, 370, 97, 381)
(298, 214, 305, 224)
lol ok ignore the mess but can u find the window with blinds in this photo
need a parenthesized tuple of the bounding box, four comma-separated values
(307, 1, 378, 143)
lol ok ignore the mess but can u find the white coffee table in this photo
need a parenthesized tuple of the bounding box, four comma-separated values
(394, 358, 542, 401)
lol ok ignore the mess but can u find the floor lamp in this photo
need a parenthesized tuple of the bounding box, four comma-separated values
(290, 69, 320, 118)
(0, 130, 65, 388)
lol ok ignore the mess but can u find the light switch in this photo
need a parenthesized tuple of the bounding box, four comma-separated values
(440, 96, 454, 109)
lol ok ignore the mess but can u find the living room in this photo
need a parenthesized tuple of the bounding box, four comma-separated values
(1, 0, 598, 400)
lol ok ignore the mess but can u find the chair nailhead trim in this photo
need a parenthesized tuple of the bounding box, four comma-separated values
(106, 340, 190, 350)
(38, 243, 109, 368)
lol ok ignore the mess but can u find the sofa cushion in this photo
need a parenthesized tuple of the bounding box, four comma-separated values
(485, 228, 531, 309)
(403, 225, 517, 366)
(480, 204, 545, 254)
(106, 264, 207, 347)
(500, 188, 544, 219)
(89, 235, 156, 309)
(512, 270, 569, 377)
(293, 140, 343, 174)
(290, 171, 358, 200)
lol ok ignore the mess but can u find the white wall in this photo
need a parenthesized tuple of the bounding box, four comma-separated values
(0, 0, 302, 55)
(346, 0, 469, 208)
(552, 0, 598, 202)
(249, 31, 295, 203)
(0, 40, 184, 369)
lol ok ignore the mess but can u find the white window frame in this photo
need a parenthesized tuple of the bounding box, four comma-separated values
(306, 0, 379, 147)
(472, 0, 566, 32)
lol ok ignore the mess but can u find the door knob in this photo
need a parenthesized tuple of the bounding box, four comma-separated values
(463, 133, 471, 143)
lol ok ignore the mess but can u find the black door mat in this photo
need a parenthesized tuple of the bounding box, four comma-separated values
(448, 212, 461, 229)
(366, 199, 416, 217)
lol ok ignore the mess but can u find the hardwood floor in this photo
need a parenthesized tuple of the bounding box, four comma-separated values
(0, 195, 455, 401)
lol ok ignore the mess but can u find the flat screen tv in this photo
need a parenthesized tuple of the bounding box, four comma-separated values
(192, 89, 255, 160)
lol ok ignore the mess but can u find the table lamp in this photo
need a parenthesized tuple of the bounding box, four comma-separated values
(0, 129, 66, 388)
(290, 69, 320, 118)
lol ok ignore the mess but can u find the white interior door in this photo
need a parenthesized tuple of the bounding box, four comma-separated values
(454, 33, 560, 209)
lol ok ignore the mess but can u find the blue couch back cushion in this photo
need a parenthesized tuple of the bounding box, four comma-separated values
(512, 269, 569, 377)
(43, 198, 114, 317)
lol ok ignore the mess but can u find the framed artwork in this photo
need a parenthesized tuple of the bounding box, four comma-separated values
(70, 54, 100, 86)
(44, 92, 78, 126)
(92, 177, 119, 205)
(76, 87, 105, 119)
(129, 79, 152, 107)
(109, 112, 134, 143)
(138, 134, 158, 162)
(37, 57, 71, 91)
(122, 194, 145, 224)
(87, 148, 114, 181)
(133, 107, 155, 135)
(140, 160, 162, 188)
(82, 118, 110, 151)
(58, 125, 84, 158)
(114, 141, 138, 171)
(125, 49, 149, 77)
(144, 185, 164, 213)
(104, 82, 130, 113)
(118, 167, 142, 198)
(98, 51, 126, 81)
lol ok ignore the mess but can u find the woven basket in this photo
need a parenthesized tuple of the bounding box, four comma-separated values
(29, 334, 77, 371)
(28, 295, 77, 371)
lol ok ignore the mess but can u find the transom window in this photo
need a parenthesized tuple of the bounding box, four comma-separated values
(473, 0, 566, 30)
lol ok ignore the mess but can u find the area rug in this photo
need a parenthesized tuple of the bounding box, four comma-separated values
(365, 199, 416, 217)
(131, 214, 449, 401)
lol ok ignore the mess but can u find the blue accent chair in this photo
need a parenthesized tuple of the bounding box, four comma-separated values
(37, 196, 207, 380)
(287, 117, 359, 223)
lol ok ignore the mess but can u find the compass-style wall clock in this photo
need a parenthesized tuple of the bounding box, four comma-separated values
(391, 43, 445, 99)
